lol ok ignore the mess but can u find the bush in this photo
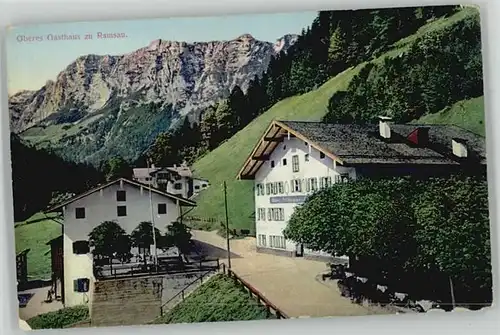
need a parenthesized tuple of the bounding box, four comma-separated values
(27, 305, 89, 329)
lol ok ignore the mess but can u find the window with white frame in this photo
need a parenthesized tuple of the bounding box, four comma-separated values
(320, 177, 332, 189)
(291, 179, 302, 193)
(266, 183, 271, 195)
(278, 182, 284, 194)
(292, 155, 300, 172)
(258, 208, 266, 221)
(267, 208, 285, 221)
(269, 235, 286, 249)
(258, 234, 267, 247)
(310, 177, 318, 191)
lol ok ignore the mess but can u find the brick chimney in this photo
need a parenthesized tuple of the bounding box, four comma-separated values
(452, 138, 468, 158)
(407, 127, 430, 146)
(378, 116, 393, 139)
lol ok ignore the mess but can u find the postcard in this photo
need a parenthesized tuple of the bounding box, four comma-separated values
(7, 3, 491, 330)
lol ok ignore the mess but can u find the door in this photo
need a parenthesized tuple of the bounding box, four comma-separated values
(295, 244, 304, 257)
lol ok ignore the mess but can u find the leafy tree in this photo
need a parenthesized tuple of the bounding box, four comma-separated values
(130, 221, 163, 264)
(284, 176, 491, 305)
(167, 221, 192, 255)
(88, 221, 132, 270)
(101, 156, 131, 181)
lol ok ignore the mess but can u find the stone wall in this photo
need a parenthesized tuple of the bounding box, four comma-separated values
(90, 276, 163, 327)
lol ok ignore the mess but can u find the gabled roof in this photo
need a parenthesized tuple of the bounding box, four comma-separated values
(132, 167, 160, 179)
(237, 120, 486, 180)
(46, 178, 196, 213)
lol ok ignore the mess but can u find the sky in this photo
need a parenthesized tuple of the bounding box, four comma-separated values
(6, 11, 316, 94)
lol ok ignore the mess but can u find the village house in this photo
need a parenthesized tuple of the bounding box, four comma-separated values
(45, 178, 196, 308)
(132, 163, 209, 199)
(237, 118, 486, 260)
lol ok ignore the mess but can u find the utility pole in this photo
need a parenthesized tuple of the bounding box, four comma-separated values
(223, 181, 232, 269)
(148, 158, 158, 271)
(449, 276, 456, 309)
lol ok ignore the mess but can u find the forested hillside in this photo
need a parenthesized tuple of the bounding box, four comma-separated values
(11, 135, 103, 221)
(143, 6, 459, 167)
(186, 7, 483, 231)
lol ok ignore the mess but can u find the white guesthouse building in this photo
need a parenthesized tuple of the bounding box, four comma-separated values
(46, 178, 196, 307)
(133, 164, 209, 199)
(238, 119, 486, 260)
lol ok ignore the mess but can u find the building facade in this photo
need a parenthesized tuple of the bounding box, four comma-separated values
(47, 178, 196, 307)
(133, 164, 209, 199)
(238, 118, 486, 260)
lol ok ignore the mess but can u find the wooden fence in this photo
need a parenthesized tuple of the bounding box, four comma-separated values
(221, 264, 289, 319)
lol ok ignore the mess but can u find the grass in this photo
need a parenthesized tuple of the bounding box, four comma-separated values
(188, 7, 479, 232)
(414, 96, 485, 136)
(154, 274, 275, 324)
(15, 212, 61, 280)
(26, 305, 89, 329)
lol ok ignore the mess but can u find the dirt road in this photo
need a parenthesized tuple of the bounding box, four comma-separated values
(191, 230, 392, 318)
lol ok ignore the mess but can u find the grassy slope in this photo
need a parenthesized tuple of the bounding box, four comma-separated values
(154, 274, 273, 324)
(415, 96, 485, 136)
(189, 9, 477, 232)
(27, 305, 89, 329)
(15, 212, 61, 280)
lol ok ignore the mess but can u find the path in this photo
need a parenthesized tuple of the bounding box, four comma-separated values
(18, 285, 63, 321)
(191, 230, 392, 318)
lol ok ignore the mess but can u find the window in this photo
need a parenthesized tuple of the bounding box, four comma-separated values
(158, 203, 167, 214)
(195, 185, 200, 190)
(292, 155, 299, 172)
(138, 246, 151, 256)
(258, 234, 267, 247)
(282, 158, 287, 166)
(292, 179, 302, 193)
(75, 207, 86, 219)
(320, 177, 332, 189)
(202, 184, 208, 188)
(265, 183, 271, 195)
(269, 235, 286, 249)
(310, 177, 318, 191)
(304, 141, 308, 146)
(174, 183, 183, 190)
(267, 208, 285, 221)
(257, 208, 266, 221)
(278, 182, 284, 194)
(271, 183, 276, 195)
(283, 145, 287, 150)
(305, 154, 310, 162)
(145, 177, 151, 182)
(116, 190, 126, 202)
(320, 152, 325, 159)
(271, 160, 275, 168)
(117, 205, 127, 217)
(72, 241, 89, 254)
(256, 184, 265, 196)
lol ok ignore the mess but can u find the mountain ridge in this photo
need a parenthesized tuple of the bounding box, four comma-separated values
(11, 33, 298, 165)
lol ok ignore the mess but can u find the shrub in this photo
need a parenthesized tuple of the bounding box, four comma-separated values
(27, 305, 89, 329)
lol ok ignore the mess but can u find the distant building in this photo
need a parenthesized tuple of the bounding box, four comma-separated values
(238, 118, 486, 260)
(132, 163, 209, 199)
(46, 178, 196, 308)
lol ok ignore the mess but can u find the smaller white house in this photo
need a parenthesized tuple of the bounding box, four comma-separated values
(132, 163, 210, 199)
(46, 178, 196, 308)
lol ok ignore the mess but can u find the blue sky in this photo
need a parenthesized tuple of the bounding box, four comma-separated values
(6, 11, 316, 94)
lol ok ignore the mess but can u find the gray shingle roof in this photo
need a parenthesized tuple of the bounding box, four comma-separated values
(278, 121, 486, 165)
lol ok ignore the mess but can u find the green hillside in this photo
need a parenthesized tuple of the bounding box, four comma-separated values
(154, 274, 274, 324)
(415, 96, 485, 136)
(188, 8, 480, 232)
